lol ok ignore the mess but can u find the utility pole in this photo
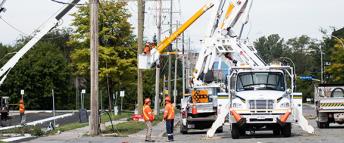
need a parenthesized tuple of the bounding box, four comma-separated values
(182, 33, 185, 98)
(137, 0, 145, 115)
(89, 0, 99, 136)
(167, 0, 173, 99)
(154, 0, 162, 115)
(173, 21, 179, 105)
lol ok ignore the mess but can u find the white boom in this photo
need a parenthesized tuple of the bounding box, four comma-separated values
(0, 0, 80, 86)
(192, 0, 266, 86)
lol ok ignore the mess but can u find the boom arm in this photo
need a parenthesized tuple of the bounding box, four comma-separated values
(0, 0, 80, 85)
(192, 0, 266, 86)
(138, 0, 215, 69)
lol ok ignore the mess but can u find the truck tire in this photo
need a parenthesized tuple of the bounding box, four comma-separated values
(318, 122, 329, 128)
(273, 128, 281, 136)
(180, 125, 188, 134)
(281, 123, 291, 137)
(217, 126, 223, 133)
(231, 123, 240, 139)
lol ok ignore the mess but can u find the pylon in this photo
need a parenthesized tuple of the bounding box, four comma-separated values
(192, 102, 198, 114)
(230, 108, 241, 122)
(280, 111, 291, 123)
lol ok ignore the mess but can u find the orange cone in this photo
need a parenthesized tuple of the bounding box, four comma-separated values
(192, 103, 198, 115)
(280, 111, 291, 123)
(230, 108, 241, 122)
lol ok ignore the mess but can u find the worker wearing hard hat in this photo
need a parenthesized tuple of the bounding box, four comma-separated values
(19, 99, 25, 124)
(143, 98, 155, 142)
(163, 95, 175, 141)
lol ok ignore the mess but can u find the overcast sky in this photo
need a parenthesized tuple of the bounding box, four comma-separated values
(0, 0, 343, 47)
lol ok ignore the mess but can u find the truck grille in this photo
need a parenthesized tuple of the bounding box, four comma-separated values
(249, 100, 274, 109)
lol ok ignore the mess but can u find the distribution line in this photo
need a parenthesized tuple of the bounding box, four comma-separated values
(0, 16, 28, 35)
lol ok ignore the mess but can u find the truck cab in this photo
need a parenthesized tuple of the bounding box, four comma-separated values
(315, 84, 344, 128)
(228, 66, 294, 138)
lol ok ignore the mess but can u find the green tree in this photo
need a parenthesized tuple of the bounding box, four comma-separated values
(254, 34, 286, 64)
(325, 38, 344, 83)
(0, 40, 74, 109)
(69, 1, 138, 111)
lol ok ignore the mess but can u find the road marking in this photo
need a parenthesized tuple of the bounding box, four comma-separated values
(0, 113, 73, 131)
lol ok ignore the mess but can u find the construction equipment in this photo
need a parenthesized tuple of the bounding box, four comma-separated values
(0, 0, 80, 120)
(206, 65, 314, 138)
(137, 0, 314, 138)
(180, 86, 222, 134)
(0, 0, 7, 14)
(314, 84, 344, 128)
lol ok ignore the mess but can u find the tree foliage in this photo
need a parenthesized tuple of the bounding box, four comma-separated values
(0, 30, 75, 109)
(69, 1, 138, 110)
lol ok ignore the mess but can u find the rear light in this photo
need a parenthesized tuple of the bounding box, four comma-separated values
(182, 110, 187, 118)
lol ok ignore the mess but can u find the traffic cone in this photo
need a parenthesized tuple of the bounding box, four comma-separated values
(192, 103, 198, 115)
(280, 111, 291, 123)
(230, 108, 241, 122)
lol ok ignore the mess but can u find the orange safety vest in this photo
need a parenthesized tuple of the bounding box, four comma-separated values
(164, 103, 175, 120)
(19, 103, 25, 113)
(143, 105, 154, 121)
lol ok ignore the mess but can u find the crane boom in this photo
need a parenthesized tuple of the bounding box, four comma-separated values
(0, 0, 80, 85)
(138, 0, 215, 69)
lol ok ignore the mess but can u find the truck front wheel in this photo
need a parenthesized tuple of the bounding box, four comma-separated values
(281, 123, 291, 137)
(231, 123, 240, 139)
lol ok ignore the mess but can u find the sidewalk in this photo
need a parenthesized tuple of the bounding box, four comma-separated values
(24, 118, 128, 143)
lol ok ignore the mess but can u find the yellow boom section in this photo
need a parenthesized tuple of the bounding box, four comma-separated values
(156, 2, 215, 53)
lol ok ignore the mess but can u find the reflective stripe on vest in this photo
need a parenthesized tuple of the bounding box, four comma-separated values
(165, 103, 175, 119)
(143, 105, 152, 121)
(19, 104, 25, 113)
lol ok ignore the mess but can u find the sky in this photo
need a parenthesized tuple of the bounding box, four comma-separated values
(0, 0, 344, 48)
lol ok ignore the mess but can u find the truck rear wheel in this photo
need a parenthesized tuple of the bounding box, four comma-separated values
(216, 126, 223, 133)
(180, 125, 188, 134)
(231, 123, 240, 139)
(281, 123, 291, 137)
(317, 122, 329, 128)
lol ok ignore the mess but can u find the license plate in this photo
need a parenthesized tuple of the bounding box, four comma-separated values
(188, 124, 195, 128)
(256, 116, 265, 120)
(334, 113, 344, 119)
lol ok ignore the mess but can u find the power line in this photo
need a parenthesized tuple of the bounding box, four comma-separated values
(50, 0, 87, 5)
(0, 16, 28, 36)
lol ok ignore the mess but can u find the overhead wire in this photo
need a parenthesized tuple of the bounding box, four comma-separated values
(50, 0, 87, 5)
(0, 16, 28, 36)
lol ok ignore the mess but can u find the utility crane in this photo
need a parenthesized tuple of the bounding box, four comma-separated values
(0, 0, 80, 120)
(139, 0, 314, 138)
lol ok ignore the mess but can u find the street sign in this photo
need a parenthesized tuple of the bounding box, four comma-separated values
(20, 90, 24, 95)
(81, 89, 86, 94)
(120, 91, 125, 97)
(300, 76, 313, 81)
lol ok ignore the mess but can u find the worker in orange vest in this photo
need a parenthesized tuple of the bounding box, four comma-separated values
(163, 95, 175, 141)
(144, 43, 151, 55)
(143, 98, 155, 142)
(19, 99, 25, 124)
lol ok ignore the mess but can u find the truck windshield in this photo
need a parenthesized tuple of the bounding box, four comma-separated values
(236, 72, 285, 92)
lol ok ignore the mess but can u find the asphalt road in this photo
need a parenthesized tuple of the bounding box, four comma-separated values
(82, 104, 344, 143)
(0, 112, 84, 129)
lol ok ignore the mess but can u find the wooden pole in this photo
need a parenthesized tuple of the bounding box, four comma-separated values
(137, 0, 145, 114)
(89, 0, 99, 136)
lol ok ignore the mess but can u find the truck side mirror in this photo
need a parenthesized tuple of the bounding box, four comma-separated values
(286, 89, 292, 95)
(230, 89, 236, 97)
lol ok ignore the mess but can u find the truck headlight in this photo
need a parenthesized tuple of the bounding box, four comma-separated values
(280, 102, 290, 108)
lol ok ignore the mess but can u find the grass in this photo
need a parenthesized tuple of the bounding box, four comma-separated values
(100, 112, 131, 123)
(103, 114, 163, 136)
(0, 125, 44, 137)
